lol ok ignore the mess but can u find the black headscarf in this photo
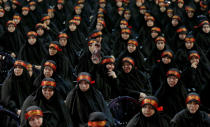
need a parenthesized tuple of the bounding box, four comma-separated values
(20, 86, 73, 127)
(66, 85, 115, 127)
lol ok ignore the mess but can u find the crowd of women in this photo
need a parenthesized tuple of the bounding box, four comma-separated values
(0, 0, 210, 126)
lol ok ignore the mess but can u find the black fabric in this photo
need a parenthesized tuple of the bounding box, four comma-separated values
(171, 109, 210, 127)
(155, 80, 187, 118)
(126, 110, 170, 127)
(20, 87, 73, 127)
(18, 39, 46, 65)
(66, 85, 115, 127)
(118, 68, 152, 99)
(1, 67, 32, 113)
(94, 62, 120, 101)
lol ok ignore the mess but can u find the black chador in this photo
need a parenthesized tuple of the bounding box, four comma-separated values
(18, 31, 46, 65)
(66, 72, 115, 127)
(20, 78, 73, 127)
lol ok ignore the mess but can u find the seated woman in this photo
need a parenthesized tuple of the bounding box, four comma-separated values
(95, 56, 120, 102)
(118, 57, 152, 100)
(155, 68, 187, 118)
(23, 106, 44, 127)
(20, 78, 72, 127)
(126, 96, 170, 127)
(171, 92, 210, 127)
(33, 60, 71, 99)
(65, 72, 115, 127)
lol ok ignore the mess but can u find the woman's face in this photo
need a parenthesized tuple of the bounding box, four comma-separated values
(162, 56, 171, 64)
(7, 24, 16, 32)
(151, 31, 158, 38)
(59, 38, 67, 47)
(29, 116, 43, 127)
(69, 24, 77, 31)
(14, 66, 23, 76)
(43, 66, 53, 78)
(202, 24, 210, 34)
(42, 87, 54, 100)
(0, 12, 5, 17)
(127, 44, 136, 53)
(142, 104, 155, 117)
(172, 19, 179, 27)
(187, 11, 194, 18)
(28, 36, 37, 45)
(96, 22, 103, 31)
(178, 33, 186, 40)
(167, 11, 173, 18)
(122, 62, 132, 73)
(106, 63, 115, 71)
(22, 10, 29, 16)
(36, 28, 44, 36)
(121, 33, 130, 40)
(116, 1, 123, 7)
(79, 80, 90, 92)
(57, 4, 63, 10)
(156, 41, 165, 50)
(185, 42, 194, 49)
(177, 2, 184, 8)
(187, 101, 199, 114)
(49, 47, 57, 56)
(167, 76, 179, 87)
(190, 56, 199, 65)
(146, 20, 154, 27)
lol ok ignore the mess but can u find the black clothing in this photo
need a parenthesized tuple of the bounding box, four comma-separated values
(126, 111, 170, 127)
(66, 85, 115, 127)
(118, 68, 152, 99)
(171, 109, 210, 127)
(155, 80, 187, 118)
(20, 87, 73, 127)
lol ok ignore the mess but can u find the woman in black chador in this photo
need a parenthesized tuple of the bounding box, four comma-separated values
(171, 92, 210, 127)
(95, 56, 120, 102)
(77, 39, 103, 80)
(126, 96, 170, 127)
(174, 33, 204, 72)
(58, 32, 78, 67)
(18, 31, 46, 65)
(181, 50, 210, 92)
(112, 27, 132, 57)
(118, 57, 152, 100)
(0, 20, 25, 58)
(151, 49, 176, 94)
(66, 72, 115, 127)
(20, 78, 73, 127)
(42, 41, 74, 82)
(1, 60, 32, 115)
(33, 60, 71, 99)
(22, 106, 45, 127)
(146, 35, 169, 70)
(196, 20, 210, 55)
(155, 68, 187, 118)
(116, 39, 147, 72)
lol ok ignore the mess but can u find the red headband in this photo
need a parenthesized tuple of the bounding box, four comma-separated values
(128, 40, 138, 46)
(122, 57, 135, 66)
(49, 43, 62, 52)
(44, 61, 56, 71)
(88, 121, 107, 127)
(161, 51, 173, 58)
(25, 110, 43, 120)
(186, 95, 200, 104)
(166, 70, 181, 79)
(101, 58, 115, 64)
(41, 81, 56, 87)
(14, 60, 27, 68)
(189, 53, 200, 60)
